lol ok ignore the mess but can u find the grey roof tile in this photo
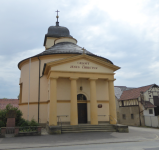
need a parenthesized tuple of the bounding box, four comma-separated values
(18, 42, 113, 68)
(114, 87, 123, 99)
(35, 42, 96, 56)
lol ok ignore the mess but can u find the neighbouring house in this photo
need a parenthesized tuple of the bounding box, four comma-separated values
(0, 99, 19, 110)
(115, 84, 159, 126)
(114, 86, 137, 126)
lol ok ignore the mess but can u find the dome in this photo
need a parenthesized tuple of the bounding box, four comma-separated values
(43, 23, 73, 46)
(46, 26, 72, 38)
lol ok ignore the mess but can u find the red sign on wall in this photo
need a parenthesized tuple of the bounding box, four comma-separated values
(98, 104, 102, 108)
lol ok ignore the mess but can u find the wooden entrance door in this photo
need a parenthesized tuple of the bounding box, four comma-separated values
(78, 103, 87, 123)
(77, 94, 87, 124)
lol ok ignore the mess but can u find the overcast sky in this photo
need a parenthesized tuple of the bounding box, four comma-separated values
(0, 0, 159, 98)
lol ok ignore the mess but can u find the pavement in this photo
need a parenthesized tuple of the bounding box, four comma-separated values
(0, 126, 159, 150)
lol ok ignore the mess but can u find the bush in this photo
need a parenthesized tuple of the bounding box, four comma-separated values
(0, 104, 39, 127)
(0, 109, 7, 127)
(29, 119, 39, 126)
(0, 120, 5, 128)
(17, 118, 28, 127)
(0, 104, 23, 127)
(17, 119, 39, 127)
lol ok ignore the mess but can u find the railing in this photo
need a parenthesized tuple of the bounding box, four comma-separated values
(0, 126, 41, 137)
(5, 127, 15, 134)
(109, 115, 118, 124)
(57, 115, 68, 127)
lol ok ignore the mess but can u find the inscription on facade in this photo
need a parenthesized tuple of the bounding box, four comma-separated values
(70, 62, 98, 70)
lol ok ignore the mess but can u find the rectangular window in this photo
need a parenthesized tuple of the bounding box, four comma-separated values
(19, 83, 22, 103)
(122, 114, 126, 119)
(131, 114, 134, 119)
(122, 101, 124, 106)
(149, 109, 153, 114)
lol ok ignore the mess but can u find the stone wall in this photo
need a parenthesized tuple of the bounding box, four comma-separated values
(117, 106, 141, 126)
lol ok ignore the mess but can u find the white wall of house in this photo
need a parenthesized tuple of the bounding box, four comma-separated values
(144, 87, 159, 105)
(144, 108, 155, 116)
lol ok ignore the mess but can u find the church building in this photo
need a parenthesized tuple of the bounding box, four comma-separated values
(18, 13, 120, 127)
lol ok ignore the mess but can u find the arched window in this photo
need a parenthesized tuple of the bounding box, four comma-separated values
(77, 94, 87, 100)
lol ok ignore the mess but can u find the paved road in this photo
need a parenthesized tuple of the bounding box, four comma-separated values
(0, 126, 159, 150)
(11, 141, 159, 150)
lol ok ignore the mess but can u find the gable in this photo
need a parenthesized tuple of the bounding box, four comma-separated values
(43, 54, 120, 75)
(50, 58, 114, 73)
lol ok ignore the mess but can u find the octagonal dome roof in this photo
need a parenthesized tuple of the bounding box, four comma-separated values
(46, 26, 72, 38)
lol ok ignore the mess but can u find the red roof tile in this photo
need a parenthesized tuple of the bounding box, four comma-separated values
(0, 99, 19, 110)
(119, 84, 153, 101)
(144, 101, 156, 108)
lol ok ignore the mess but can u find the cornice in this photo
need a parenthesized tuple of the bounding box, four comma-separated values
(44, 54, 120, 75)
(19, 100, 109, 105)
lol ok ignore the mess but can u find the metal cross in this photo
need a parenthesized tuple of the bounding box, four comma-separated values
(82, 47, 85, 54)
(55, 10, 60, 22)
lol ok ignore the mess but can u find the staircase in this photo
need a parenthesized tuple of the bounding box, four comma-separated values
(61, 123, 116, 133)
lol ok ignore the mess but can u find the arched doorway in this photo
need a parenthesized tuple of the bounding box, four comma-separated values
(77, 94, 87, 124)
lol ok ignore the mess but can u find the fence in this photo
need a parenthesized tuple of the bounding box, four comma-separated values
(144, 116, 159, 127)
(0, 126, 41, 137)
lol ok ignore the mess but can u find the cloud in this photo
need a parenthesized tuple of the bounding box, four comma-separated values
(0, 48, 43, 98)
(0, 0, 159, 97)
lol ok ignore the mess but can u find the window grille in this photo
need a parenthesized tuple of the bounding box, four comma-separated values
(122, 114, 126, 119)
(131, 114, 134, 119)
(149, 109, 153, 114)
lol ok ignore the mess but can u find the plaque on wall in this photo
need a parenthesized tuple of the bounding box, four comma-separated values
(98, 104, 102, 108)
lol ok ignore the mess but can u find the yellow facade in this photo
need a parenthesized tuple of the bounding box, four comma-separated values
(18, 24, 120, 126)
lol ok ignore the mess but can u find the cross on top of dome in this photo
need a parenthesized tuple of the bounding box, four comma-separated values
(55, 10, 60, 26)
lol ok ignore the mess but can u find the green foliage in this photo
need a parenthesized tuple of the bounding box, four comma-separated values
(18, 119, 39, 127)
(0, 120, 5, 127)
(0, 109, 7, 127)
(0, 104, 23, 127)
(29, 119, 39, 126)
(0, 104, 39, 128)
(17, 118, 29, 127)
(19, 126, 37, 132)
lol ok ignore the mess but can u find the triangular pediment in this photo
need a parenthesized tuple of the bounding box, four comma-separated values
(43, 55, 120, 75)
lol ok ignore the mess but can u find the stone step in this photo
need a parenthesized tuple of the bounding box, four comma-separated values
(62, 129, 115, 132)
(62, 126, 114, 128)
(62, 128, 114, 130)
(62, 124, 110, 126)
(62, 130, 116, 133)
(62, 127, 115, 130)
(61, 125, 114, 128)
(60, 124, 116, 133)
(61, 126, 114, 129)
